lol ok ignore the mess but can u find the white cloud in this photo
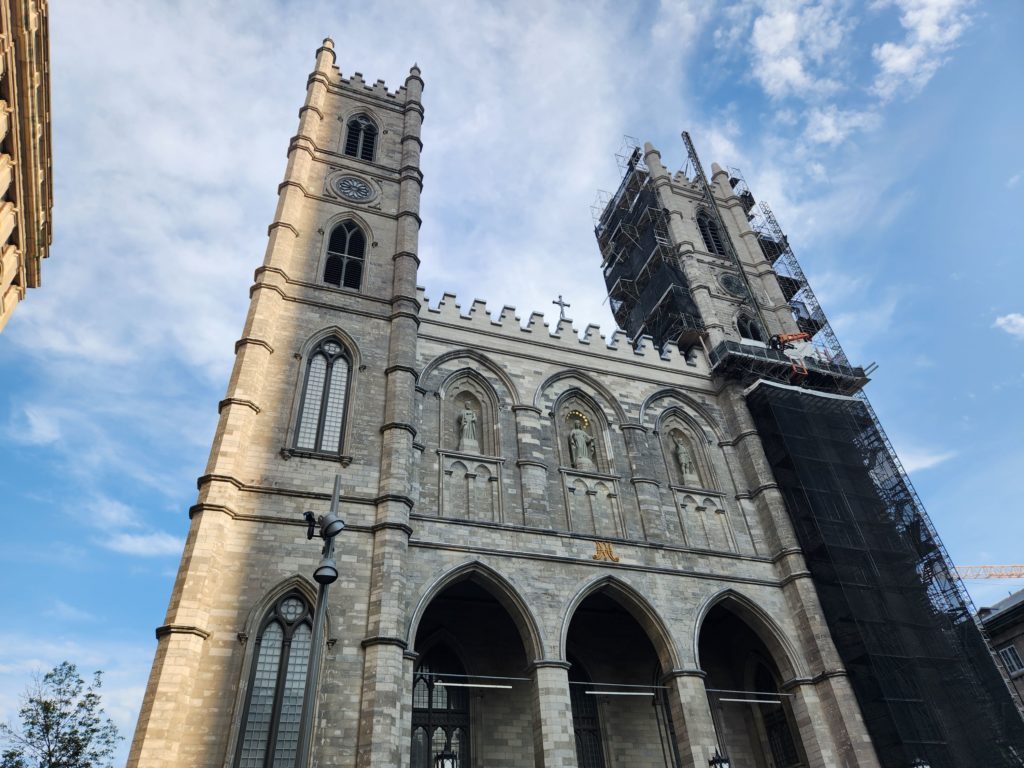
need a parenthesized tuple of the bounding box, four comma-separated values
(747, 1, 851, 100)
(994, 313, 1024, 340)
(84, 496, 142, 531)
(803, 105, 880, 146)
(871, 0, 974, 101)
(899, 447, 957, 472)
(102, 532, 184, 557)
(13, 405, 63, 444)
(1007, 173, 1021, 189)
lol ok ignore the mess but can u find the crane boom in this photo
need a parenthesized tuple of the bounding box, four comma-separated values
(957, 565, 1024, 580)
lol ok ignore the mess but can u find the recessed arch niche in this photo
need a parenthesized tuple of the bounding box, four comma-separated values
(441, 371, 499, 457)
(555, 391, 612, 474)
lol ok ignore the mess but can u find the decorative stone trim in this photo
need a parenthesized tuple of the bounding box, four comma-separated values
(218, 397, 260, 414)
(267, 220, 300, 237)
(279, 447, 353, 467)
(512, 405, 543, 415)
(661, 668, 708, 681)
(778, 571, 814, 587)
(374, 493, 415, 510)
(516, 460, 548, 470)
(385, 364, 419, 377)
(380, 421, 417, 437)
(361, 635, 408, 650)
(188, 502, 235, 520)
(619, 423, 648, 433)
(370, 521, 414, 536)
(155, 624, 210, 641)
(234, 336, 273, 354)
(528, 659, 572, 672)
(781, 669, 848, 690)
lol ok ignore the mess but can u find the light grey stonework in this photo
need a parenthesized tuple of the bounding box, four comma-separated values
(128, 40, 881, 768)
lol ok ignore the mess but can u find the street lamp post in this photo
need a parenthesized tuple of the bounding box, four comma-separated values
(296, 474, 345, 768)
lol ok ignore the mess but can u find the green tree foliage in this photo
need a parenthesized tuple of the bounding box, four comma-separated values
(0, 662, 120, 768)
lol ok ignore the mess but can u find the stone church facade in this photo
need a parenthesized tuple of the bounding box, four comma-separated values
(127, 40, 889, 768)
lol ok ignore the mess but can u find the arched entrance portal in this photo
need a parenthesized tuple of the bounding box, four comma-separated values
(698, 604, 807, 767)
(410, 578, 533, 767)
(565, 590, 681, 767)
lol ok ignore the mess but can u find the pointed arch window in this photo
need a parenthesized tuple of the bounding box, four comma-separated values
(410, 646, 470, 768)
(235, 593, 312, 768)
(323, 221, 365, 291)
(697, 211, 726, 257)
(344, 114, 377, 162)
(295, 338, 351, 453)
(737, 314, 765, 343)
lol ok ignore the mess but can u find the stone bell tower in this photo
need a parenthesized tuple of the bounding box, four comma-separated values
(128, 39, 426, 768)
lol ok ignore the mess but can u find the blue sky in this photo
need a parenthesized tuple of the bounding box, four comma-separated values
(1, 1, 1021, 761)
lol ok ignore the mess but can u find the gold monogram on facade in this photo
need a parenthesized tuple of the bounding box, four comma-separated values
(592, 541, 619, 562)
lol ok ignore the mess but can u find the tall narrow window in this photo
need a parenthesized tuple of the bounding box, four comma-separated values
(697, 211, 726, 257)
(236, 593, 312, 768)
(410, 646, 470, 768)
(344, 115, 377, 162)
(295, 338, 351, 453)
(323, 221, 366, 291)
(569, 658, 606, 768)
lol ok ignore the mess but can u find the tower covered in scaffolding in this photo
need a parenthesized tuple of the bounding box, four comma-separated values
(594, 136, 1024, 767)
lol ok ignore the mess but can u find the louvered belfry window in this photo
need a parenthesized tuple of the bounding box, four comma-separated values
(235, 594, 313, 768)
(697, 211, 727, 257)
(295, 338, 351, 453)
(344, 114, 377, 162)
(322, 221, 365, 291)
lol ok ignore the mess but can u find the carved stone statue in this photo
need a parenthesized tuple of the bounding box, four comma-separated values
(568, 419, 597, 471)
(458, 401, 478, 453)
(673, 435, 700, 486)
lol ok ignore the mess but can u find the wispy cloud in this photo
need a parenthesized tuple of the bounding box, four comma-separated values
(102, 531, 184, 557)
(803, 105, 880, 146)
(871, 0, 974, 101)
(899, 447, 957, 473)
(1007, 173, 1021, 189)
(994, 313, 1024, 340)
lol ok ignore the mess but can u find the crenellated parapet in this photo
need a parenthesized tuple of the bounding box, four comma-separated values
(417, 286, 707, 372)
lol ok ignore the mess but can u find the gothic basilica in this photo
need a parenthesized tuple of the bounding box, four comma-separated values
(127, 40, 1024, 768)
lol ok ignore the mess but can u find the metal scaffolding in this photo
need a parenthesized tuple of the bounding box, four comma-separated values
(747, 382, 1024, 767)
(594, 144, 704, 351)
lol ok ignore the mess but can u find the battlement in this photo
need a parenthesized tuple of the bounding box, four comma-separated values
(417, 286, 705, 372)
(332, 68, 410, 101)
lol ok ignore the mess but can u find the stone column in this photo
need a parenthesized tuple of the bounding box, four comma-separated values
(784, 679, 839, 767)
(664, 670, 719, 768)
(530, 661, 578, 768)
(355, 64, 424, 768)
(620, 422, 664, 541)
(513, 404, 554, 529)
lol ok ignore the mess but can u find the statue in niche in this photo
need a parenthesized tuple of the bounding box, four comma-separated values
(457, 400, 479, 453)
(673, 434, 700, 486)
(568, 418, 597, 471)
